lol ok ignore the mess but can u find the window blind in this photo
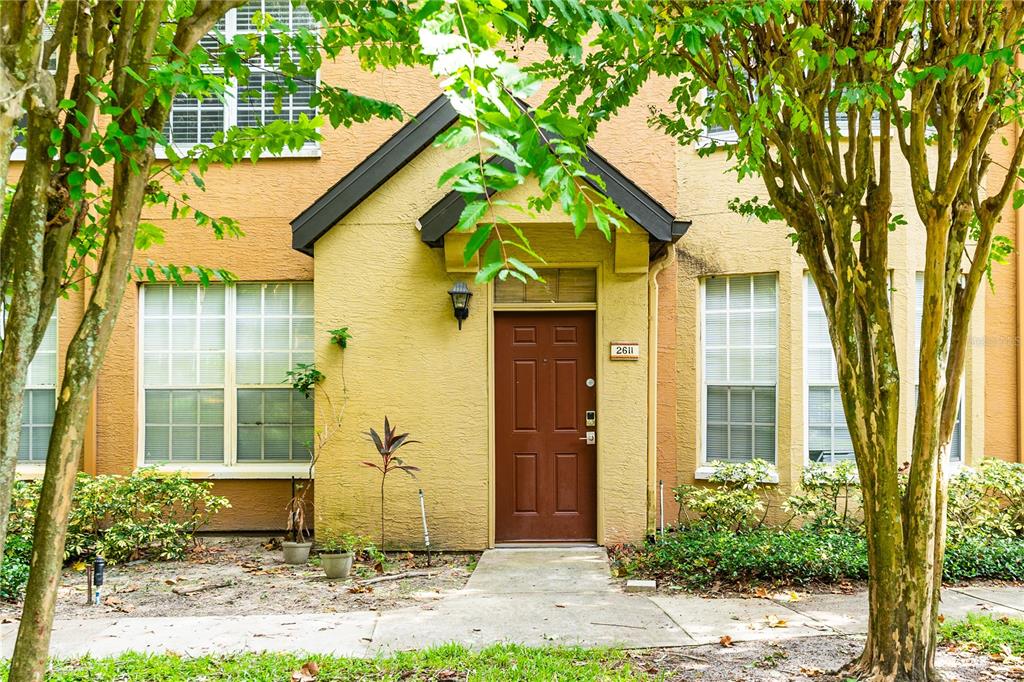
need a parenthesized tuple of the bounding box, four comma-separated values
(703, 274, 777, 462)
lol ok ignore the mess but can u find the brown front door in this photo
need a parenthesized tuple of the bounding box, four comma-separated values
(495, 311, 597, 542)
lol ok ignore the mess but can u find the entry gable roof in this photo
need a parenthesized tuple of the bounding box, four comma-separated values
(291, 94, 690, 255)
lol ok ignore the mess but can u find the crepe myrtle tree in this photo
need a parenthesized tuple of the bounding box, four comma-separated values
(312, 0, 1024, 679)
(0, 2, 406, 679)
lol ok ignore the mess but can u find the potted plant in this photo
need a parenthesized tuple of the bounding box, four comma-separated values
(282, 360, 347, 566)
(318, 531, 367, 579)
(283, 492, 313, 565)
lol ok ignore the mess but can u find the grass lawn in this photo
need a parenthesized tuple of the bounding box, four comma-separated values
(4, 645, 649, 681)
(941, 614, 1024, 655)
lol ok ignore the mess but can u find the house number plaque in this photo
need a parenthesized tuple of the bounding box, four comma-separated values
(609, 342, 640, 360)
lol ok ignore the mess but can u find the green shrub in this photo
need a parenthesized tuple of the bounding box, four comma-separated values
(944, 536, 1024, 581)
(62, 470, 230, 562)
(2, 470, 229, 601)
(619, 528, 1024, 588)
(784, 462, 862, 531)
(0, 534, 31, 601)
(947, 459, 1024, 541)
(674, 459, 775, 531)
(620, 528, 870, 588)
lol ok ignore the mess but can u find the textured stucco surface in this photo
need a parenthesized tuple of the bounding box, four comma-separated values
(312, 135, 654, 548)
(983, 124, 1021, 463)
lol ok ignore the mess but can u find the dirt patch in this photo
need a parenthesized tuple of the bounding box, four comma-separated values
(0, 536, 478, 620)
(627, 635, 1014, 681)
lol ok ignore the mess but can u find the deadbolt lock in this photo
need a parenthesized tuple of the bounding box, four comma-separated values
(585, 410, 596, 427)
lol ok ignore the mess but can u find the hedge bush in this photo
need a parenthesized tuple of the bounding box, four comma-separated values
(623, 459, 1024, 589)
(2, 470, 229, 601)
(619, 528, 1024, 589)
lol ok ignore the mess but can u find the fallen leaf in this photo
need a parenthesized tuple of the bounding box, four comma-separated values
(938, 614, 946, 623)
(754, 587, 769, 598)
(765, 614, 788, 628)
(72, 561, 87, 572)
(290, 660, 319, 682)
(719, 635, 734, 647)
(786, 590, 801, 602)
(800, 666, 824, 677)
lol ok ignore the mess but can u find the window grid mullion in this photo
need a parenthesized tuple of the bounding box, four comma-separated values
(225, 284, 237, 467)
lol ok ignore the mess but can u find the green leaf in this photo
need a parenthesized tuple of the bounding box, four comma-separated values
(571, 194, 588, 236)
(438, 160, 479, 187)
(457, 201, 489, 232)
(507, 257, 538, 280)
(464, 223, 493, 264)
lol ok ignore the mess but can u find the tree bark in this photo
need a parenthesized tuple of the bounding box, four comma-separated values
(0, 70, 58, 564)
(6, 3, 240, 675)
(9, 147, 154, 681)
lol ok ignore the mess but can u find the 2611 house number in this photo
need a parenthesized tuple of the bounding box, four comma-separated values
(610, 342, 640, 360)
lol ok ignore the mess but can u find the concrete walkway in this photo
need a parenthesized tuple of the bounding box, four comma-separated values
(2, 548, 1023, 658)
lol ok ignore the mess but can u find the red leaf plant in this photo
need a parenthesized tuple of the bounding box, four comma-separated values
(362, 417, 420, 551)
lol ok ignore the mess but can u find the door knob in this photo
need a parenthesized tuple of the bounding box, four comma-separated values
(579, 431, 596, 445)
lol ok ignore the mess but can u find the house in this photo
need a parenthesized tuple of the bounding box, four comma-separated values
(11, 10, 1023, 545)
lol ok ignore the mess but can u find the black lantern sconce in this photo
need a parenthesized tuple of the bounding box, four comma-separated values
(448, 281, 472, 330)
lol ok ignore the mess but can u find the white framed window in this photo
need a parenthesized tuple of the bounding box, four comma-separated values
(162, 1, 319, 157)
(804, 277, 855, 464)
(1, 302, 58, 463)
(702, 274, 778, 463)
(914, 273, 964, 463)
(140, 282, 314, 469)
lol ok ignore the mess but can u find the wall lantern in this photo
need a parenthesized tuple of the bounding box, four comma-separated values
(448, 281, 473, 330)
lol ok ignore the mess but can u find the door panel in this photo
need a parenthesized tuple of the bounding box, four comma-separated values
(495, 311, 596, 542)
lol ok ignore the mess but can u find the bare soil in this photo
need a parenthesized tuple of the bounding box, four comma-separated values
(0, 536, 478, 620)
(628, 635, 1022, 681)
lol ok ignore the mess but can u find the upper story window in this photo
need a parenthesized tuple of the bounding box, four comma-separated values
(1, 302, 58, 463)
(702, 274, 778, 463)
(140, 282, 314, 467)
(163, 1, 317, 153)
(805, 277, 855, 465)
(914, 273, 963, 463)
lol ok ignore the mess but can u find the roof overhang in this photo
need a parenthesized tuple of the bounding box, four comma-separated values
(291, 94, 690, 255)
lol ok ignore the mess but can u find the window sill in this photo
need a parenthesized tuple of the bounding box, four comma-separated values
(153, 143, 322, 161)
(696, 130, 740, 148)
(694, 465, 779, 484)
(15, 465, 45, 480)
(137, 464, 313, 480)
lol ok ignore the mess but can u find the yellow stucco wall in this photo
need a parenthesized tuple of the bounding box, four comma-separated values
(312, 138, 654, 548)
(983, 122, 1022, 463)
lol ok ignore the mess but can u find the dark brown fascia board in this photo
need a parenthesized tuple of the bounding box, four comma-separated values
(291, 91, 690, 254)
(290, 95, 459, 255)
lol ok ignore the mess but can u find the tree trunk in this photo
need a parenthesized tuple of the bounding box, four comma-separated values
(8, 148, 153, 682)
(847, 448, 947, 682)
(0, 72, 58, 564)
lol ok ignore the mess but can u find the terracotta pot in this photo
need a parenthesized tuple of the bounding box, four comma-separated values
(282, 541, 312, 565)
(321, 552, 354, 579)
